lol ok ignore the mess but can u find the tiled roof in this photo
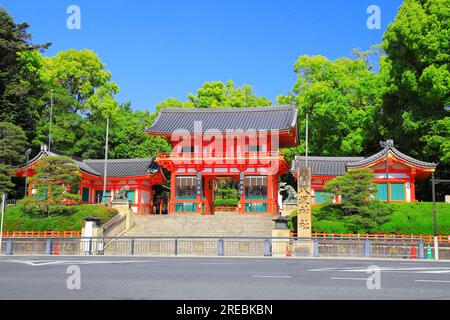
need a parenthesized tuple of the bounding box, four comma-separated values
(292, 156, 365, 176)
(17, 148, 160, 178)
(347, 146, 437, 169)
(145, 105, 298, 133)
(83, 158, 160, 177)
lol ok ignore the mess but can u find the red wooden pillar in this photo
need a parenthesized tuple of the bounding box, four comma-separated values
(169, 173, 176, 214)
(196, 172, 202, 215)
(239, 171, 245, 215)
(137, 180, 142, 214)
(410, 178, 416, 202)
(149, 183, 154, 214)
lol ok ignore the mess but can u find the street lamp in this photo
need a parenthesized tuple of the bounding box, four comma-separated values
(380, 140, 394, 203)
(24, 149, 32, 197)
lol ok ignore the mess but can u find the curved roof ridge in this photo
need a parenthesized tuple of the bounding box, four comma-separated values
(347, 146, 437, 169)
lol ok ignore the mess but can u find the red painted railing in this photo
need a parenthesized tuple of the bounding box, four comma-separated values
(297, 232, 450, 243)
(1, 231, 81, 238)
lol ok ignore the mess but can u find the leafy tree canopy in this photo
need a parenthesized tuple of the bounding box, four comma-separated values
(278, 52, 384, 162)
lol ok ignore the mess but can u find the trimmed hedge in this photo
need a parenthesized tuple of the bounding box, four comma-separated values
(2, 205, 119, 231)
(213, 198, 239, 207)
(289, 202, 450, 235)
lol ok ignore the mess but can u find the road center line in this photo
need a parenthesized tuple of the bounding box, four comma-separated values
(252, 275, 292, 279)
(415, 280, 450, 283)
(330, 277, 367, 281)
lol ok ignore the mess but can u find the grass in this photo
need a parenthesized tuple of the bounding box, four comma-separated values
(2, 204, 119, 231)
(294, 202, 450, 235)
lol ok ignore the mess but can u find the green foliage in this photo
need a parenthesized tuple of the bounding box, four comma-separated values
(188, 80, 272, 108)
(0, 122, 27, 195)
(278, 52, 384, 161)
(308, 202, 450, 235)
(381, 0, 450, 197)
(0, 8, 50, 140)
(213, 185, 239, 207)
(325, 168, 377, 215)
(157, 80, 272, 111)
(3, 204, 118, 231)
(214, 198, 239, 207)
(24, 156, 81, 213)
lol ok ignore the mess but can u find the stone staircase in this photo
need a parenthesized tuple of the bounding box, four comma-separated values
(122, 212, 275, 238)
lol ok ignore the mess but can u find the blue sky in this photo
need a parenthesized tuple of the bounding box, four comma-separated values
(1, 0, 404, 112)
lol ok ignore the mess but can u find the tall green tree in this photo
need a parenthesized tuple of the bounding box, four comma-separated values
(32, 49, 120, 155)
(278, 53, 384, 162)
(381, 0, 450, 199)
(0, 122, 27, 195)
(0, 7, 50, 141)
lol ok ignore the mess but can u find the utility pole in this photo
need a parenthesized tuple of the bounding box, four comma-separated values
(24, 149, 32, 197)
(0, 194, 6, 254)
(102, 117, 110, 205)
(380, 140, 392, 202)
(305, 113, 309, 167)
(48, 90, 54, 152)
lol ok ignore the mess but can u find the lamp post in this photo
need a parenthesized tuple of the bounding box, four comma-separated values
(102, 117, 110, 205)
(305, 113, 309, 167)
(24, 149, 32, 197)
(48, 90, 54, 152)
(0, 194, 5, 254)
(380, 140, 393, 203)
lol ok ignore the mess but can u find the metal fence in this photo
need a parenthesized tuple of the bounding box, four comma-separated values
(0, 236, 440, 260)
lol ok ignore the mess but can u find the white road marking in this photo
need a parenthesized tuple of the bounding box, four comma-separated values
(252, 275, 292, 279)
(310, 266, 450, 274)
(415, 280, 450, 283)
(330, 277, 367, 281)
(4, 260, 152, 267)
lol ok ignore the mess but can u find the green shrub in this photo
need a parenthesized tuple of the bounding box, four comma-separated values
(3, 204, 118, 231)
(214, 198, 239, 207)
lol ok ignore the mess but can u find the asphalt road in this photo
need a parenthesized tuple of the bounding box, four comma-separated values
(0, 256, 450, 300)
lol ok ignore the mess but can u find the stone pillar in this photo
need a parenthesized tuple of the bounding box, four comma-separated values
(295, 167, 313, 256)
(446, 195, 450, 204)
(297, 167, 312, 237)
(81, 217, 104, 254)
(111, 199, 132, 229)
(272, 216, 290, 257)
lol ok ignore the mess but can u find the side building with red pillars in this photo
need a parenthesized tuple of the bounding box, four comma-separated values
(292, 140, 437, 205)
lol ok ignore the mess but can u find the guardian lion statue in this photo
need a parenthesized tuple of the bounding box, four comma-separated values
(279, 182, 298, 203)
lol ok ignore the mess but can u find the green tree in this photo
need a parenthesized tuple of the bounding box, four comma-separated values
(0, 122, 28, 195)
(188, 80, 272, 108)
(278, 53, 384, 162)
(32, 49, 120, 154)
(109, 103, 171, 159)
(325, 168, 377, 215)
(0, 7, 50, 141)
(24, 156, 81, 215)
(380, 0, 450, 200)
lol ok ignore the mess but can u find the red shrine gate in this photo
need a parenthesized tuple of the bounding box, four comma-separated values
(146, 106, 299, 215)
